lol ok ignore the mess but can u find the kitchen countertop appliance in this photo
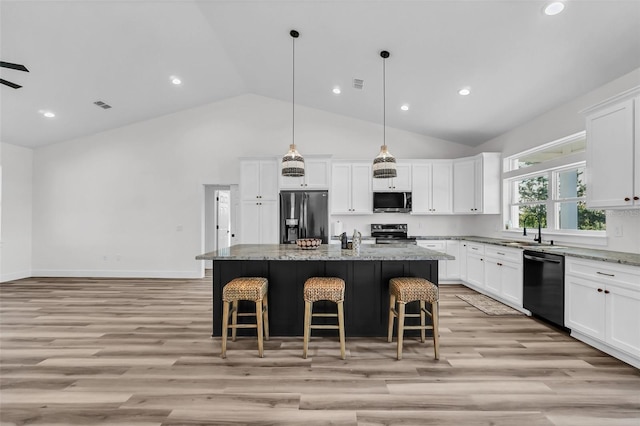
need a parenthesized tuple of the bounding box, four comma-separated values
(280, 190, 329, 244)
(523, 250, 566, 329)
(371, 224, 417, 244)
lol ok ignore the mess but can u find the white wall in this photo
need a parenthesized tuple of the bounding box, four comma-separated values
(31, 94, 470, 278)
(1, 143, 33, 282)
(469, 68, 640, 254)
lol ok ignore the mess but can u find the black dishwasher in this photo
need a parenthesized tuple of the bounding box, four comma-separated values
(523, 250, 565, 329)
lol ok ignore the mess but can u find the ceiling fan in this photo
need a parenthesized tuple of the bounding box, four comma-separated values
(1, 61, 29, 89)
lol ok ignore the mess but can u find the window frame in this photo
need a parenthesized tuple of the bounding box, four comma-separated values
(502, 131, 607, 242)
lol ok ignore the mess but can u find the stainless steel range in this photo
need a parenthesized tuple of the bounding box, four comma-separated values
(371, 224, 417, 244)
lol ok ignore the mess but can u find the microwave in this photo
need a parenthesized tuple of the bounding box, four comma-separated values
(373, 192, 412, 213)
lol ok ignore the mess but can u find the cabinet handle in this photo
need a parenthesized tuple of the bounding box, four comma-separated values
(596, 271, 615, 277)
(496, 252, 505, 256)
(471, 247, 478, 251)
(624, 197, 631, 201)
(604, 290, 610, 294)
(635, 196, 639, 201)
(497, 262, 502, 266)
(597, 288, 603, 292)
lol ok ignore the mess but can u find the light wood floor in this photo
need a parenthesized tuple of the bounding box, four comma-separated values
(1, 274, 639, 425)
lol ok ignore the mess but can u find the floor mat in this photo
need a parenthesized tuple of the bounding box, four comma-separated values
(456, 293, 524, 316)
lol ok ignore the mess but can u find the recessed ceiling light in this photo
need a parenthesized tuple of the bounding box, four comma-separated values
(332, 87, 341, 95)
(544, 2, 565, 16)
(39, 110, 55, 118)
(400, 104, 409, 111)
(170, 76, 182, 85)
(458, 88, 471, 96)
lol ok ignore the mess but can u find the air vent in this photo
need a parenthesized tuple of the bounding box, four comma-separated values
(93, 100, 112, 109)
(353, 78, 364, 90)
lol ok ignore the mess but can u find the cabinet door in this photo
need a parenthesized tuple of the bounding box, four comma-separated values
(331, 164, 352, 214)
(459, 241, 469, 281)
(484, 260, 501, 296)
(565, 275, 605, 341)
(453, 159, 477, 213)
(410, 163, 431, 213)
(259, 161, 279, 200)
(418, 241, 447, 279)
(305, 158, 331, 189)
(240, 161, 261, 200)
(372, 176, 393, 191)
(586, 98, 635, 208)
(431, 161, 453, 213)
(445, 240, 460, 280)
(466, 254, 485, 289)
(259, 200, 279, 244)
(240, 201, 261, 243)
(351, 163, 373, 213)
(393, 163, 412, 191)
(605, 283, 640, 358)
(500, 261, 523, 307)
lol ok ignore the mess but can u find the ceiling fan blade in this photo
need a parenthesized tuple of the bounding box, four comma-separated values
(0, 61, 29, 72)
(0, 79, 22, 89)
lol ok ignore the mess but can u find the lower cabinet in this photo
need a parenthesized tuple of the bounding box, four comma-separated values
(483, 245, 523, 307)
(465, 242, 485, 290)
(417, 240, 460, 282)
(565, 258, 640, 366)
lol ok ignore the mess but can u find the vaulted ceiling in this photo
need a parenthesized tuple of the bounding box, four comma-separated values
(2, 0, 639, 148)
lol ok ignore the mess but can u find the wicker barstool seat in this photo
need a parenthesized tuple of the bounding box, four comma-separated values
(221, 277, 269, 358)
(388, 277, 439, 360)
(302, 277, 346, 359)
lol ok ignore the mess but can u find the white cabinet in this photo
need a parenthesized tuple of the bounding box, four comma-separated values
(279, 157, 331, 190)
(240, 159, 279, 244)
(239, 200, 278, 244)
(453, 153, 501, 214)
(411, 161, 453, 214)
(458, 241, 470, 282)
(372, 163, 411, 191)
(584, 88, 640, 208)
(465, 242, 485, 290)
(240, 159, 278, 201)
(417, 240, 460, 283)
(483, 245, 523, 307)
(331, 162, 372, 214)
(565, 258, 640, 365)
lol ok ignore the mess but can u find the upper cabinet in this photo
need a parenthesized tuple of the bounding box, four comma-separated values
(372, 163, 412, 191)
(411, 161, 453, 214)
(453, 153, 501, 214)
(240, 159, 278, 201)
(279, 157, 331, 190)
(331, 162, 373, 214)
(583, 87, 640, 209)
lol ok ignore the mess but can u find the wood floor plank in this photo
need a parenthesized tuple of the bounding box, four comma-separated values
(1, 277, 638, 425)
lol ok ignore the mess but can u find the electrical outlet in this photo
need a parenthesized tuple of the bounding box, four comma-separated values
(614, 225, 623, 237)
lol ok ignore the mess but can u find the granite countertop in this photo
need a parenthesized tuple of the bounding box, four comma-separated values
(412, 236, 640, 267)
(196, 244, 454, 261)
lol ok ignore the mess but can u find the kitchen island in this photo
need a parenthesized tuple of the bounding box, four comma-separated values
(196, 244, 453, 337)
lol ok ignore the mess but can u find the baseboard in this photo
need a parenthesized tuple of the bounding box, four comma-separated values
(30, 269, 203, 279)
(570, 330, 640, 369)
(0, 270, 32, 283)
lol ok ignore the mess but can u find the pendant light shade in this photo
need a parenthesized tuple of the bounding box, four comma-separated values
(372, 50, 397, 179)
(282, 30, 305, 177)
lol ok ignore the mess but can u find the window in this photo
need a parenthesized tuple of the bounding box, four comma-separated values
(504, 132, 606, 235)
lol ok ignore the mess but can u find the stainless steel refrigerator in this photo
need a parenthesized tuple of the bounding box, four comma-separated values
(280, 190, 329, 244)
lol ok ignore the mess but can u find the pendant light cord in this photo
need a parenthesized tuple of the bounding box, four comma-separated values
(383, 54, 386, 147)
(292, 33, 296, 146)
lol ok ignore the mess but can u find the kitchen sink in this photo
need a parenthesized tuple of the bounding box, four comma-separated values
(500, 241, 566, 249)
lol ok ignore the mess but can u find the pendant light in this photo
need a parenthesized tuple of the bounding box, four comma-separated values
(281, 29, 305, 177)
(372, 50, 397, 179)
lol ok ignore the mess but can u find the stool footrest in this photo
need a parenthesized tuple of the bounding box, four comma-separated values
(310, 324, 340, 330)
(402, 325, 434, 331)
(312, 313, 338, 318)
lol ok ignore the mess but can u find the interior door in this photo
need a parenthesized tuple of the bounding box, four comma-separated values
(216, 190, 231, 250)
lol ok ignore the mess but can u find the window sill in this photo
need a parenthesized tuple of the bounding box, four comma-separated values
(501, 229, 607, 247)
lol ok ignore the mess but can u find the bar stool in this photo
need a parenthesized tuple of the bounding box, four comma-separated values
(221, 277, 269, 358)
(387, 277, 439, 360)
(302, 277, 346, 360)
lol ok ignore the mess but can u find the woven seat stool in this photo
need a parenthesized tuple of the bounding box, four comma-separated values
(302, 277, 346, 360)
(221, 277, 269, 358)
(387, 277, 439, 360)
